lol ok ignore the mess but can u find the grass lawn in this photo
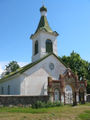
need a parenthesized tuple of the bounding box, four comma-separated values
(0, 103, 90, 120)
(79, 110, 90, 120)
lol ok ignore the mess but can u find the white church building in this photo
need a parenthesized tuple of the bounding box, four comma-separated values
(0, 6, 87, 104)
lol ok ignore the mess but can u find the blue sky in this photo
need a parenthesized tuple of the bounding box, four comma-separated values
(0, 0, 90, 73)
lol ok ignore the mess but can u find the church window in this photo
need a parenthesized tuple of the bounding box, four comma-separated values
(1, 87, 4, 95)
(8, 85, 10, 95)
(46, 39, 53, 53)
(35, 40, 38, 55)
(49, 63, 54, 70)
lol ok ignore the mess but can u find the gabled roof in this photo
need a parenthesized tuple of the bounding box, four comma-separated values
(0, 53, 67, 83)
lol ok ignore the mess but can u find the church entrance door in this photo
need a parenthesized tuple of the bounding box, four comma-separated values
(65, 85, 73, 104)
(54, 89, 60, 102)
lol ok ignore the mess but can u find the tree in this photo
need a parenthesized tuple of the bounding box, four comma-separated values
(60, 51, 90, 93)
(87, 63, 90, 80)
(61, 51, 88, 79)
(1, 61, 20, 77)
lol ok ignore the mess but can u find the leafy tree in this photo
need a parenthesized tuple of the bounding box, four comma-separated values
(87, 63, 90, 80)
(1, 61, 20, 77)
(61, 51, 88, 79)
(60, 51, 90, 93)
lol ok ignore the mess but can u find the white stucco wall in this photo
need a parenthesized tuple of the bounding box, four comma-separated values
(21, 68, 48, 95)
(20, 55, 66, 95)
(0, 75, 22, 95)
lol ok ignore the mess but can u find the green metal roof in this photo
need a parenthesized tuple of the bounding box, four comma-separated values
(35, 15, 53, 33)
(0, 53, 67, 83)
(30, 6, 59, 38)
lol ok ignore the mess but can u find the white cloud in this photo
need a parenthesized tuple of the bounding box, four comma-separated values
(0, 61, 28, 76)
(18, 62, 28, 67)
(0, 62, 8, 75)
(0, 66, 3, 75)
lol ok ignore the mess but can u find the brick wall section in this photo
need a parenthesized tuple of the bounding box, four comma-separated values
(87, 94, 90, 102)
(0, 95, 49, 106)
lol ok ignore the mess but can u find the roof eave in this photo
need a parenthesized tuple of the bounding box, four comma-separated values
(0, 73, 20, 83)
(30, 30, 59, 39)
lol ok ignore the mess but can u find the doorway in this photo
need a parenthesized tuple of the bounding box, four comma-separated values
(54, 89, 60, 102)
(65, 85, 73, 104)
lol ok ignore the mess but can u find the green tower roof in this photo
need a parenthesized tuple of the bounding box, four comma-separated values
(35, 15, 53, 33)
(30, 6, 59, 38)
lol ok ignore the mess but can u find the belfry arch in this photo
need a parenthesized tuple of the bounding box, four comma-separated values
(46, 39, 53, 53)
(34, 40, 38, 55)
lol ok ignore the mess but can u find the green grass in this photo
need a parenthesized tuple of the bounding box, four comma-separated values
(78, 103, 90, 120)
(79, 110, 90, 120)
(0, 104, 90, 120)
(79, 103, 90, 106)
(0, 107, 49, 113)
(0, 106, 66, 114)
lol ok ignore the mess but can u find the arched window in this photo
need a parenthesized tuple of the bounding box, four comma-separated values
(35, 41, 38, 55)
(65, 85, 73, 104)
(8, 85, 10, 95)
(46, 39, 53, 53)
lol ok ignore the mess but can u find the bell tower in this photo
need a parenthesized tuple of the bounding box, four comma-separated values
(30, 6, 59, 62)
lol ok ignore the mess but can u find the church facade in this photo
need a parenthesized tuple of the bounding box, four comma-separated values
(0, 6, 87, 104)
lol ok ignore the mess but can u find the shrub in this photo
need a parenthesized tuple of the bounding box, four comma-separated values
(32, 101, 45, 108)
(32, 101, 62, 109)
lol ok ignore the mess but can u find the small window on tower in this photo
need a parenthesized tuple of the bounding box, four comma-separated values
(46, 39, 53, 53)
(35, 40, 38, 55)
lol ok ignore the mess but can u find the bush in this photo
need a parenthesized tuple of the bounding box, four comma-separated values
(32, 101, 62, 109)
(32, 101, 45, 108)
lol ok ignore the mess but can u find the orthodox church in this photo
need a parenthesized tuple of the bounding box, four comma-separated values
(0, 6, 87, 104)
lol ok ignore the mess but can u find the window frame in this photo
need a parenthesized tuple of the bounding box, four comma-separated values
(8, 85, 10, 95)
(46, 39, 53, 53)
(34, 40, 38, 55)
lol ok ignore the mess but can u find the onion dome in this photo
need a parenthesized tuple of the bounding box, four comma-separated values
(40, 6, 47, 12)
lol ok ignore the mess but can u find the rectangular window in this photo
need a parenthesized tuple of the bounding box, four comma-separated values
(1, 87, 4, 95)
(8, 85, 10, 95)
